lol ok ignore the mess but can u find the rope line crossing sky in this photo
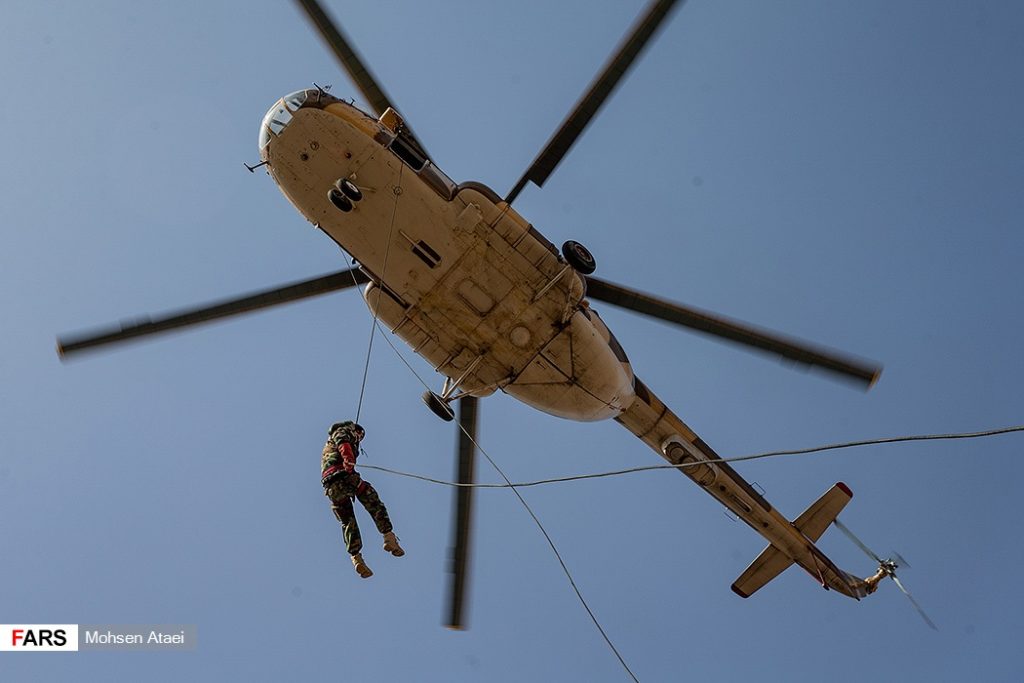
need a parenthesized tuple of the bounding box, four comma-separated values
(361, 424, 1024, 489)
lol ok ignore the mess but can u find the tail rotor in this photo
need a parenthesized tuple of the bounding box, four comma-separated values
(833, 518, 938, 631)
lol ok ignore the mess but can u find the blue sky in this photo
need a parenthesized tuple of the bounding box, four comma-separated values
(2, 1, 1023, 681)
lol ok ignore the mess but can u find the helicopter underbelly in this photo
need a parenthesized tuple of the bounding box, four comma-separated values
(367, 280, 635, 421)
(266, 104, 633, 422)
(501, 310, 636, 421)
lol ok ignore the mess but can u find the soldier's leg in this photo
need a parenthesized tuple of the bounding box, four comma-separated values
(326, 478, 373, 577)
(331, 494, 363, 556)
(354, 480, 393, 535)
(356, 480, 405, 557)
(333, 495, 373, 577)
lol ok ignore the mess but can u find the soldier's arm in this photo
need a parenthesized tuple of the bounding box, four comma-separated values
(337, 441, 358, 472)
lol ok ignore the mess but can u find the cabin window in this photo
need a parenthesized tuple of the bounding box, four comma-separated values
(419, 161, 457, 200)
(387, 132, 454, 199)
(390, 134, 426, 171)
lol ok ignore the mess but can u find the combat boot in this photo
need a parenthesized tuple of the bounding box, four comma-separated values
(351, 553, 373, 578)
(383, 531, 405, 557)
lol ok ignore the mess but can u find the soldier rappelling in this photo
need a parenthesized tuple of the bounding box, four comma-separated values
(321, 420, 404, 577)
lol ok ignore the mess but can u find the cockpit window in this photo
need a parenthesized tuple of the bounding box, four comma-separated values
(284, 90, 308, 112)
(259, 100, 294, 150)
(266, 103, 292, 135)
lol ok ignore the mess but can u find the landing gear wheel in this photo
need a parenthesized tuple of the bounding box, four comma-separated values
(421, 391, 455, 422)
(337, 178, 362, 202)
(328, 187, 353, 212)
(562, 240, 596, 275)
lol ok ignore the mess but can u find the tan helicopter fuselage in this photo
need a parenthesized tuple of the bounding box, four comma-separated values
(261, 91, 634, 422)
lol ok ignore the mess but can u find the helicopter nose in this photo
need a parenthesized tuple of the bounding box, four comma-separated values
(259, 88, 341, 153)
(258, 98, 294, 153)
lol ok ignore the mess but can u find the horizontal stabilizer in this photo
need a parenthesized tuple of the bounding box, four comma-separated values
(732, 544, 793, 598)
(731, 483, 853, 598)
(794, 482, 853, 543)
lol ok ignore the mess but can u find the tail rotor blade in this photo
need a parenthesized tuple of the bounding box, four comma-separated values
(833, 518, 883, 564)
(445, 396, 479, 630)
(891, 551, 911, 570)
(890, 574, 938, 631)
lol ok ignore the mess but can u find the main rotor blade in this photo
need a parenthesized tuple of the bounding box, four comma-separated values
(890, 574, 939, 631)
(293, 0, 430, 158)
(832, 518, 883, 564)
(505, 0, 682, 204)
(445, 396, 479, 630)
(57, 267, 369, 359)
(585, 276, 882, 387)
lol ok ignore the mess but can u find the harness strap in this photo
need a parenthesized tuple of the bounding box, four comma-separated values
(322, 465, 345, 486)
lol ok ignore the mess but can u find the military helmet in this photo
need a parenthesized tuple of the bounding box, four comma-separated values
(329, 420, 365, 442)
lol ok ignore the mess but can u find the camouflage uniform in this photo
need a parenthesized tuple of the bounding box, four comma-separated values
(321, 421, 394, 556)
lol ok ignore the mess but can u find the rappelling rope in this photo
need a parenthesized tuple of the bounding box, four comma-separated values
(361, 424, 1024, 489)
(353, 163, 405, 424)
(366, 318, 641, 683)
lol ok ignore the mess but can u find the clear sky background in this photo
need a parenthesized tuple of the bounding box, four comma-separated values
(2, 1, 1023, 681)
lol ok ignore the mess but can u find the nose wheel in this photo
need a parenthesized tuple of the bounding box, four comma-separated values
(327, 178, 363, 212)
(328, 188, 352, 212)
(337, 178, 363, 201)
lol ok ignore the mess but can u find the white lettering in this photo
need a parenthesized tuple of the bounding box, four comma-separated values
(85, 630, 142, 645)
(148, 630, 186, 644)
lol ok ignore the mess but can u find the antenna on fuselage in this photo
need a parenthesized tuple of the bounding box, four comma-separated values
(312, 81, 332, 103)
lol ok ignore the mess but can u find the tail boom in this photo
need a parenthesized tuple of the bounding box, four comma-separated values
(616, 376, 876, 599)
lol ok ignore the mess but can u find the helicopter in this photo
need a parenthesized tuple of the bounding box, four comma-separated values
(56, 0, 928, 631)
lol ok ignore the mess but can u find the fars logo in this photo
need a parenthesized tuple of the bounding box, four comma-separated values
(0, 625, 79, 652)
